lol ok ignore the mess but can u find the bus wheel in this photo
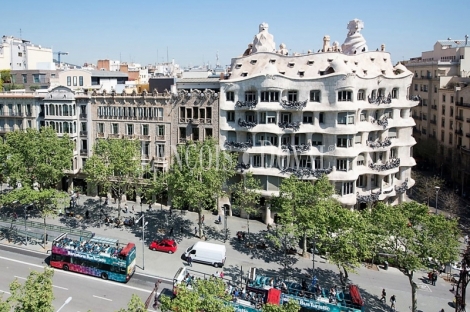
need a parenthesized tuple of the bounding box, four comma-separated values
(63, 264, 69, 271)
(101, 273, 108, 280)
(214, 263, 219, 268)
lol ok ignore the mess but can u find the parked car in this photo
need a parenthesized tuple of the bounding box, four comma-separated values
(149, 239, 177, 254)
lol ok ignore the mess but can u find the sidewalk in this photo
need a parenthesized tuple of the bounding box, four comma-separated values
(0, 187, 461, 312)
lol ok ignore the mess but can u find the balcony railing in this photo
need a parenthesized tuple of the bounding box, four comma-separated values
(368, 94, 392, 105)
(395, 178, 409, 194)
(467, 118, 470, 123)
(79, 131, 88, 136)
(97, 132, 105, 138)
(455, 129, 463, 136)
(431, 105, 437, 110)
(238, 118, 257, 129)
(456, 102, 470, 108)
(408, 95, 421, 102)
(79, 113, 87, 119)
(235, 100, 258, 109)
(123, 134, 136, 139)
(142, 154, 150, 160)
(366, 138, 392, 149)
(108, 133, 120, 139)
(279, 167, 333, 179)
(368, 158, 400, 171)
(0, 126, 24, 133)
(178, 138, 187, 144)
(430, 119, 437, 125)
(80, 149, 87, 156)
(371, 116, 388, 129)
(235, 162, 251, 173)
(281, 144, 311, 153)
(278, 121, 301, 131)
(466, 133, 470, 138)
(140, 135, 150, 140)
(356, 190, 381, 203)
(456, 115, 464, 121)
(279, 100, 307, 110)
(155, 157, 166, 163)
(224, 140, 253, 150)
(156, 135, 165, 141)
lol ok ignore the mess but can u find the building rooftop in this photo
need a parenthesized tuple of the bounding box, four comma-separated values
(437, 39, 470, 49)
(90, 70, 128, 78)
(176, 77, 220, 83)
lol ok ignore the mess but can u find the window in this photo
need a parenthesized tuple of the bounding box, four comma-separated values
(337, 159, 352, 171)
(67, 76, 71, 86)
(449, 133, 453, 145)
(97, 123, 104, 133)
(338, 90, 352, 102)
(355, 133, 362, 144)
(442, 105, 446, 115)
(356, 154, 365, 166)
(79, 76, 83, 86)
(73, 76, 77, 86)
(226, 111, 235, 122)
(451, 96, 454, 103)
(303, 112, 313, 124)
(388, 128, 397, 139)
(342, 182, 354, 195)
(310, 90, 321, 102)
(414, 84, 418, 91)
(253, 155, 262, 167)
(384, 109, 393, 119)
(337, 135, 352, 148)
(450, 107, 454, 117)
(441, 131, 445, 142)
(156, 144, 165, 158)
(311, 133, 322, 146)
(391, 88, 398, 99)
(337, 112, 355, 125)
(245, 91, 256, 102)
(434, 86, 437, 93)
(261, 91, 279, 102)
(157, 125, 165, 136)
(287, 91, 298, 102)
(22, 74, 27, 83)
(156, 107, 163, 120)
(450, 120, 453, 130)
(280, 113, 291, 123)
(319, 112, 324, 123)
(126, 124, 134, 135)
(357, 89, 365, 101)
(32, 74, 40, 83)
(360, 112, 367, 121)
(441, 118, 445, 127)
(226, 92, 234, 101)
(423, 85, 428, 92)
(112, 123, 118, 134)
(442, 94, 446, 102)
(357, 175, 366, 187)
(142, 124, 149, 135)
(205, 128, 213, 138)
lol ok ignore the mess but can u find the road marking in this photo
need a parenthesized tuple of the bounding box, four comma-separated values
(0, 289, 10, 295)
(93, 295, 112, 301)
(0, 255, 163, 294)
(15, 275, 68, 290)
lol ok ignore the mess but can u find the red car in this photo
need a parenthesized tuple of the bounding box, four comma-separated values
(149, 239, 177, 254)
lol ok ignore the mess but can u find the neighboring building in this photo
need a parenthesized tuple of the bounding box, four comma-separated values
(404, 37, 470, 190)
(97, 59, 120, 71)
(0, 91, 39, 137)
(55, 69, 128, 93)
(0, 36, 54, 70)
(219, 20, 417, 222)
(8, 69, 58, 90)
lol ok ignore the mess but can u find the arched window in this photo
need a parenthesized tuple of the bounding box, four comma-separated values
(49, 104, 55, 115)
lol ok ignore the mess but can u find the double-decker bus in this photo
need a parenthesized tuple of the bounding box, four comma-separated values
(50, 233, 136, 283)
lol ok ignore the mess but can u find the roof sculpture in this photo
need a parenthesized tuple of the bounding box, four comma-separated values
(341, 18, 368, 55)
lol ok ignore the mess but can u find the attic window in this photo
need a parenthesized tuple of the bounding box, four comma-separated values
(363, 70, 367, 75)
(241, 72, 248, 77)
(354, 62, 358, 65)
(288, 62, 295, 68)
(307, 60, 314, 65)
(327, 59, 333, 62)
(383, 58, 387, 62)
(352, 70, 356, 74)
(279, 71, 285, 75)
(344, 60, 348, 64)
(298, 71, 305, 77)
(269, 59, 276, 64)
(370, 58, 375, 62)
(381, 70, 386, 75)
(250, 60, 257, 65)
(235, 63, 242, 69)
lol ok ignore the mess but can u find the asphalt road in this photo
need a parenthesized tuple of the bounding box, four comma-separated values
(0, 245, 172, 312)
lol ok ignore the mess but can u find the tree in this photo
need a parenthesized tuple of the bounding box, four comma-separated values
(412, 172, 443, 208)
(0, 127, 73, 189)
(116, 294, 146, 312)
(167, 138, 236, 238)
(0, 69, 11, 91)
(0, 187, 68, 247)
(274, 174, 334, 256)
(230, 172, 262, 243)
(439, 190, 461, 217)
(366, 201, 460, 312)
(159, 278, 234, 312)
(6, 267, 55, 312)
(262, 301, 300, 312)
(84, 138, 142, 220)
(144, 170, 167, 208)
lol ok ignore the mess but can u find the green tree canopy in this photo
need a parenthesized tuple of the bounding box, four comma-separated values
(0, 127, 73, 189)
(84, 138, 142, 219)
(115, 294, 146, 312)
(365, 201, 460, 312)
(262, 301, 300, 312)
(167, 138, 236, 237)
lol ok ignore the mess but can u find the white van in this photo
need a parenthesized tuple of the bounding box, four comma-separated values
(184, 241, 226, 267)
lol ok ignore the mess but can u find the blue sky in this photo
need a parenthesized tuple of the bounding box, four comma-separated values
(2, 0, 469, 69)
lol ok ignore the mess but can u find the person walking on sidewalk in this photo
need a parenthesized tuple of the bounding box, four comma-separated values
(380, 288, 386, 302)
(187, 255, 192, 267)
(169, 227, 174, 236)
(390, 295, 396, 311)
(132, 205, 135, 213)
(432, 270, 438, 286)
(194, 227, 197, 237)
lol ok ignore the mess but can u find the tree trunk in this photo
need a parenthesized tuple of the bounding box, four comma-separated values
(43, 216, 47, 249)
(198, 210, 203, 239)
(342, 266, 349, 286)
(246, 216, 250, 244)
(302, 231, 307, 257)
(407, 270, 418, 312)
(117, 197, 121, 220)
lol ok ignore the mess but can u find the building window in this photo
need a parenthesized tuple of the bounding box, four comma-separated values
(126, 124, 134, 135)
(66, 76, 71, 86)
(342, 181, 354, 195)
(157, 125, 165, 136)
(32, 74, 40, 83)
(434, 86, 437, 93)
(319, 112, 324, 123)
(356, 154, 365, 166)
(337, 112, 355, 125)
(79, 76, 83, 86)
(357, 89, 365, 101)
(414, 84, 418, 91)
(245, 91, 256, 102)
(303, 112, 313, 124)
(22, 74, 27, 83)
(261, 91, 279, 102)
(337, 159, 352, 171)
(360, 112, 367, 121)
(226, 92, 234, 101)
(442, 106, 446, 115)
(449, 133, 453, 145)
(451, 96, 454, 103)
(441, 131, 445, 142)
(442, 94, 446, 102)
(156, 107, 163, 120)
(226, 111, 235, 122)
(156, 144, 165, 158)
(97, 123, 104, 134)
(309, 90, 321, 102)
(142, 124, 149, 135)
(357, 175, 366, 187)
(338, 90, 352, 102)
(73, 76, 77, 86)
(311, 133, 322, 146)
(450, 107, 454, 117)
(391, 88, 399, 99)
(205, 128, 213, 138)
(287, 91, 298, 102)
(337, 135, 352, 148)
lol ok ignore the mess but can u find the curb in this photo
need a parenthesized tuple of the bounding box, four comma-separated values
(0, 241, 49, 255)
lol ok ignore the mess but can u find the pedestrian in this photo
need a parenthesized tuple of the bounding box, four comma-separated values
(432, 270, 438, 286)
(380, 288, 386, 302)
(187, 255, 192, 267)
(194, 227, 197, 236)
(201, 215, 205, 224)
(390, 295, 396, 311)
(220, 271, 224, 278)
(218, 215, 221, 224)
(465, 235, 469, 244)
(124, 204, 128, 213)
(148, 203, 152, 210)
(169, 227, 174, 236)
(169, 207, 172, 217)
(104, 197, 108, 205)
(132, 205, 135, 213)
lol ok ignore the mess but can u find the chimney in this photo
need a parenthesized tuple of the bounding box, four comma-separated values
(219, 73, 224, 80)
(322, 35, 330, 52)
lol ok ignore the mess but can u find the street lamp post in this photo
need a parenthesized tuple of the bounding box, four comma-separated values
(311, 235, 316, 275)
(56, 297, 72, 312)
(224, 204, 229, 242)
(136, 214, 148, 270)
(435, 186, 440, 214)
(24, 205, 27, 245)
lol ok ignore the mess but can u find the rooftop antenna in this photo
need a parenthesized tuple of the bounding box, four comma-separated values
(216, 51, 220, 68)
(466, 35, 469, 46)
(19, 28, 22, 39)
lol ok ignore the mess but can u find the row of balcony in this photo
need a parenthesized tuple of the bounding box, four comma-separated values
(97, 133, 166, 141)
(0, 112, 33, 117)
(97, 114, 164, 121)
(179, 118, 213, 124)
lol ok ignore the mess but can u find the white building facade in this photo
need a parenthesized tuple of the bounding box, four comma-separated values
(0, 36, 54, 70)
(219, 20, 418, 220)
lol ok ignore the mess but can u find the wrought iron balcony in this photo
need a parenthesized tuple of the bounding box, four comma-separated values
(281, 144, 311, 153)
(279, 100, 307, 110)
(430, 119, 437, 125)
(224, 140, 253, 150)
(368, 94, 392, 105)
(97, 132, 105, 138)
(279, 167, 332, 179)
(455, 129, 463, 136)
(79, 149, 87, 156)
(371, 116, 388, 129)
(456, 115, 464, 121)
(395, 178, 409, 194)
(235, 100, 258, 109)
(356, 190, 381, 203)
(79, 113, 87, 119)
(235, 162, 251, 173)
(408, 95, 421, 101)
(278, 121, 301, 131)
(431, 105, 437, 110)
(238, 118, 257, 129)
(366, 138, 392, 149)
(368, 158, 400, 171)
(79, 131, 88, 136)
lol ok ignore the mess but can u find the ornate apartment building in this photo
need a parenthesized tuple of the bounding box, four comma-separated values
(219, 20, 417, 221)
